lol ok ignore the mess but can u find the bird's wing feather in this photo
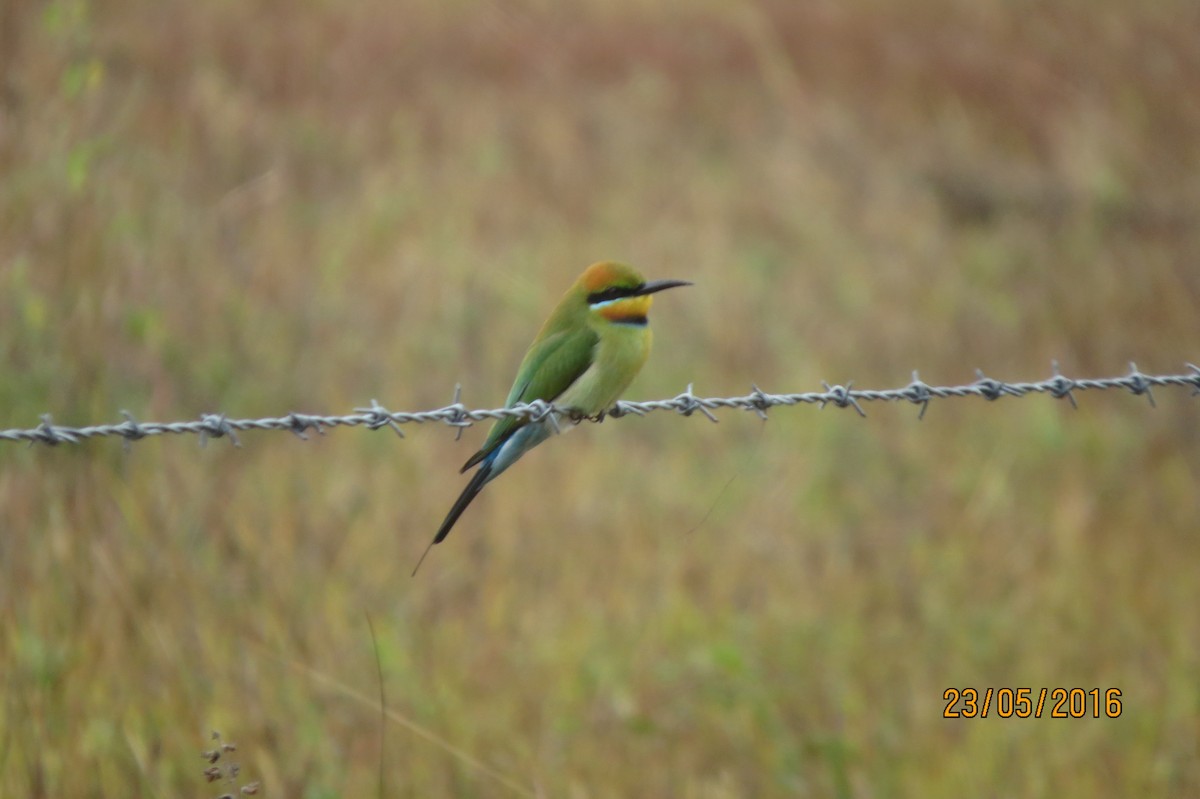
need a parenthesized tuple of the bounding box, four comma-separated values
(460, 326, 598, 472)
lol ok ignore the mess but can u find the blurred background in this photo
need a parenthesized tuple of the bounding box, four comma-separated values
(2, 0, 1199, 796)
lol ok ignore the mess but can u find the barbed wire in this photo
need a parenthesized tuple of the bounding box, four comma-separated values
(2, 362, 1197, 449)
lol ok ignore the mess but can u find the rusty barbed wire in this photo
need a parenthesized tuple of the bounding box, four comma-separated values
(2, 362, 1197, 449)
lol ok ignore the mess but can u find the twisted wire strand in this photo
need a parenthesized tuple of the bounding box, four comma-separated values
(3, 362, 1196, 448)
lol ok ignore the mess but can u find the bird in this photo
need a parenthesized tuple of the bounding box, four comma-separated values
(413, 261, 691, 574)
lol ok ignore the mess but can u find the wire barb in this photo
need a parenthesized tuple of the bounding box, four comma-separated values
(675, 384, 719, 423)
(748, 384, 771, 420)
(356, 400, 405, 438)
(33, 414, 69, 446)
(445, 384, 470, 441)
(1047, 360, 1079, 409)
(285, 412, 323, 440)
(527, 399, 562, 434)
(2, 364, 1197, 448)
(903, 372, 933, 420)
(973, 370, 1018, 401)
(199, 414, 240, 448)
(1124, 362, 1156, 408)
(820, 382, 866, 417)
(118, 410, 147, 441)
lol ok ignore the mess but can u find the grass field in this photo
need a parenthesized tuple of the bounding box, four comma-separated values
(3, 0, 1199, 796)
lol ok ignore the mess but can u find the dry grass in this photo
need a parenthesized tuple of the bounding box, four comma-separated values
(3, 0, 1199, 796)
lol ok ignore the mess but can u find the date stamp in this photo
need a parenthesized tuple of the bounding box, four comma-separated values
(943, 688, 1122, 719)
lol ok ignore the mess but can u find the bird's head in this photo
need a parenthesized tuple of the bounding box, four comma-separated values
(579, 261, 691, 327)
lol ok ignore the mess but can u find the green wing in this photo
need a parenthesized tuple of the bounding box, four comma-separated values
(460, 325, 598, 472)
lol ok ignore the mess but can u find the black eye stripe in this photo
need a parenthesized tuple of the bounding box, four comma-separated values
(587, 284, 644, 305)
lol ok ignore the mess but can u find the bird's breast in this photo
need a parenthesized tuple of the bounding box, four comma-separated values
(558, 324, 652, 415)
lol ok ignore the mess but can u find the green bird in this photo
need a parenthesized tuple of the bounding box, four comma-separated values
(414, 261, 691, 573)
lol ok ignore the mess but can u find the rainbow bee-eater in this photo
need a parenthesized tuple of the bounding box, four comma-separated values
(414, 261, 690, 574)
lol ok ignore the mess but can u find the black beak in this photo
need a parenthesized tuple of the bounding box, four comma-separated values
(631, 279, 693, 297)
